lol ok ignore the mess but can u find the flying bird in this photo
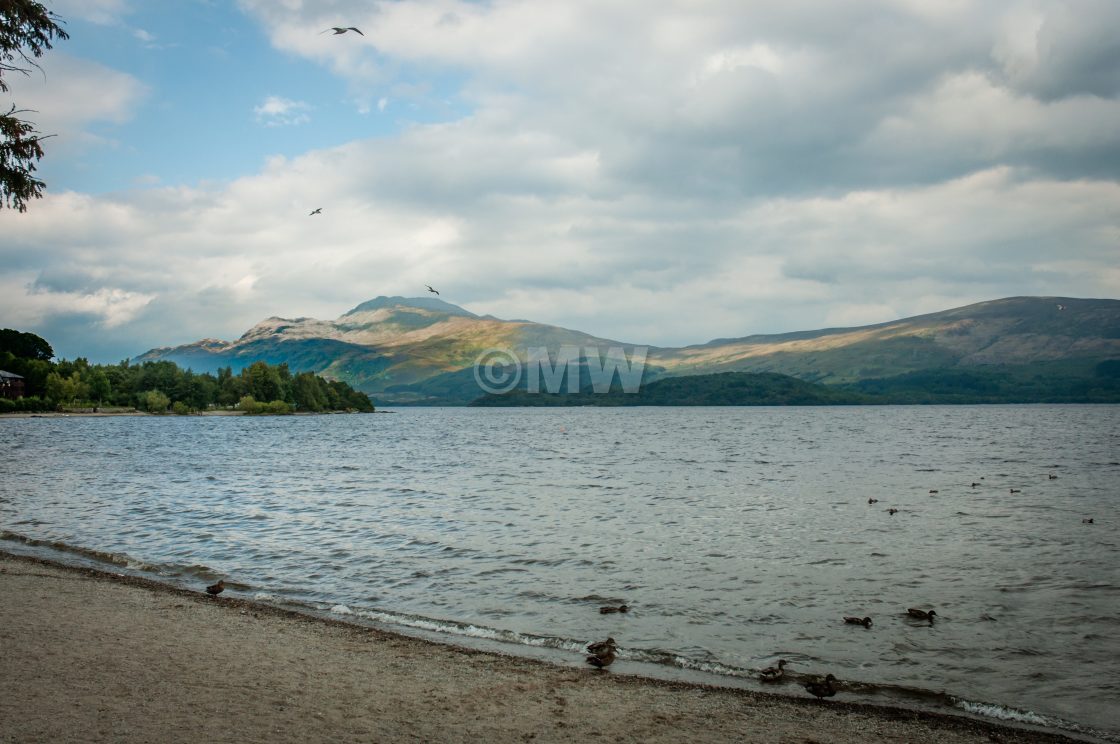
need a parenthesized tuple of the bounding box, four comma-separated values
(1057, 304, 1066, 310)
(309, 208, 322, 216)
(321, 26, 364, 35)
(426, 285, 439, 295)
(205, 580, 225, 596)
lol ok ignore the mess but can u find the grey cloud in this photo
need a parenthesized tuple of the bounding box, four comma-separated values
(5, 1, 1120, 360)
(999, 1, 1120, 101)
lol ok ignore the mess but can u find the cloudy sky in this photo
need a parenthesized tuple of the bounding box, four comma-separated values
(2, 0, 1118, 362)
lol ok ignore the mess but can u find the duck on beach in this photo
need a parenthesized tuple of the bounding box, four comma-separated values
(205, 580, 225, 596)
(759, 659, 787, 682)
(586, 647, 616, 669)
(585, 637, 618, 670)
(804, 674, 838, 699)
(843, 616, 872, 628)
(586, 637, 616, 656)
(599, 604, 629, 614)
(907, 608, 936, 622)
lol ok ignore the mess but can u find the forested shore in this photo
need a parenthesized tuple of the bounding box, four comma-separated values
(1, 329, 373, 414)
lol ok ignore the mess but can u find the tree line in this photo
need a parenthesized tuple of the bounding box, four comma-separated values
(0, 329, 374, 414)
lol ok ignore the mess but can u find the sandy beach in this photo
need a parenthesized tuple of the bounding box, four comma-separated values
(0, 552, 1083, 744)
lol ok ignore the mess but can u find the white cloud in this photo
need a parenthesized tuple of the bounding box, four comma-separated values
(253, 95, 311, 126)
(49, 0, 128, 25)
(3, 0, 1119, 360)
(3, 53, 147, 151)
(0, 273, 154, 330)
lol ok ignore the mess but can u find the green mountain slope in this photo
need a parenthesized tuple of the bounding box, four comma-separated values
(135, 295, 1120, 405)
(135, 296, 639, 404)
(653, 297, 1120, 383)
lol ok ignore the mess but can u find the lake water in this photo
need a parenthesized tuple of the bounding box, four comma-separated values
(1, 406, 1117, 740)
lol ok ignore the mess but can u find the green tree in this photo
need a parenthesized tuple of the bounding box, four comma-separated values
(292, 372, 327, 412)
(142, 389, 170, 413)
(87, 367, 110, 403)
(243, 361, 282, 403)
(0, 328, 53, 360)
(217, 366, 243, 406)
(1, 1, 68, 211)
(43, 369, 85, 404)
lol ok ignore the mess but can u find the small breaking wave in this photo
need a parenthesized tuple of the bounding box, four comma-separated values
(952, 698, 1052, 725)
(0, 530, 157, 572)
(950, 697, 1118, 743)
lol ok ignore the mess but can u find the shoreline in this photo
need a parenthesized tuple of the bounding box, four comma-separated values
(0, 409, 387, 418)
(0, 550, 1092, 743)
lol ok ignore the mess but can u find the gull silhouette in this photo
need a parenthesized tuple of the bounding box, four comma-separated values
(426, 285, 439, 295)
(309, 208, 322, 216)
(321, 27, 363, 36)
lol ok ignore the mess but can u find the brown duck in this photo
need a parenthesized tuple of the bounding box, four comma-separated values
(759, 659, 787, 682)
(843, 616, 872, 628)
(804, 674, 838, 699)
(599, 604, 629, 614)
(907, 608, 936, 622)
(205, 580, 225, 596)
(586, 637, 616, 656)
(586, 647, 617, 670)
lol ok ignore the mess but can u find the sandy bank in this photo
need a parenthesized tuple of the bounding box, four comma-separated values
(0, 552, 1080, 744)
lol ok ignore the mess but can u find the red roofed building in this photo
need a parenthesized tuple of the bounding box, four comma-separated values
(0, 370, 26, 399)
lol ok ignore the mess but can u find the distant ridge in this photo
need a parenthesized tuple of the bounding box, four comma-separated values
(134, 295, 1120, 404)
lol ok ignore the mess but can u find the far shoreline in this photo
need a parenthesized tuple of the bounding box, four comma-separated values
(0, 409, 385, 418)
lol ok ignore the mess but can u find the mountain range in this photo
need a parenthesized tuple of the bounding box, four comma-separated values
(135, 295, 1120, 404)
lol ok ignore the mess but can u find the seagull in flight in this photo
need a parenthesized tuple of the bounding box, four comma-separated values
(309, 207, 322, 216)
(321, 26, 364, 36)
(1056, 304, 1066, 311)
(426, 285, 440, 295)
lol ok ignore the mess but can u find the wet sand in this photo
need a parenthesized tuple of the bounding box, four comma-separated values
(0, 552, 1080, 743)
